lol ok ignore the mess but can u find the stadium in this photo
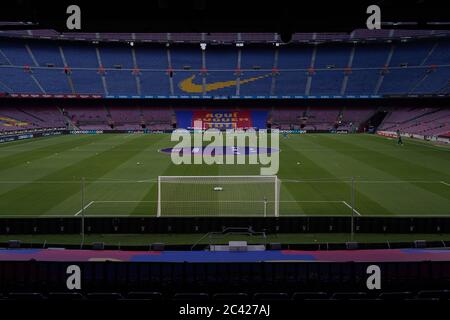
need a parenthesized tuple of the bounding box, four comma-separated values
(0, 0, 449, 312)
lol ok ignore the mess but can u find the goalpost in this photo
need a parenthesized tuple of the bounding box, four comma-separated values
(157, 176, 281, 217)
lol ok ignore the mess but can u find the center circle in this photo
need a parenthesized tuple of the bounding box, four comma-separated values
(160, 146, 279, 156)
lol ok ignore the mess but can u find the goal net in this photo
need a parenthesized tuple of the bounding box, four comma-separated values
(157, 176, 281, 217)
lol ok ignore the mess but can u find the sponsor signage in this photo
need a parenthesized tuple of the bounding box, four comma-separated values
(2, 93, 388, 99)
(377, 131, 398, 138)
(280, 129, 307, 134)
(0, 130, 65, 144)
(4, 93, 103, 99)
(70, 130, 104, 134)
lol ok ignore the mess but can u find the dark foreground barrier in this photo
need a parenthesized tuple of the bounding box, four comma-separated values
(0, 217, 449, 234)
(0, 260, 450, 294)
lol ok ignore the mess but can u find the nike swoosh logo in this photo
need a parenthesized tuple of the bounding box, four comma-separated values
(179, 74, 271, 93)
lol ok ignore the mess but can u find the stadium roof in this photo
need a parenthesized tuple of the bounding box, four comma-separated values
(1, 30, 449, 45)
(1, 0, 449, 34)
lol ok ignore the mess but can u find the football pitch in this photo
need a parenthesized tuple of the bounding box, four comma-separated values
(0, 133, 448, 217)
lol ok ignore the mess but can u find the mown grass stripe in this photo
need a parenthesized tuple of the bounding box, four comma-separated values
(279, 137, 388, 215)
(0, 135, 152, 215)
(317, 135, 450, 215)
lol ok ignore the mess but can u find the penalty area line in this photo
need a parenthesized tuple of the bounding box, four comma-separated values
(342, 201, 362, 216)
(440, 181, 450, 187)
(91, 200, 345, 203)
(74, 201, 95, 216)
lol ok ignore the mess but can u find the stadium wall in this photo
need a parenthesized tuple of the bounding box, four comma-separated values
(377, 130, 450, 143)
(0, 217, 449, 235)
(2, 96, 450, 108)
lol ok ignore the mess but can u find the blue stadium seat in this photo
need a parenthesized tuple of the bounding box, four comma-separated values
(100, 46, 134, 69)
(0, 67, 42, 93)
(28, 43, 64, 67)
(33, 69, 71, 94)
(0, 42, 35, 65)
(70, 70, 104, 94)
(105, 70, 137, 95)
(135, 47, 167, 69)
(1, 39, 449, 96)
(63, 44, 99, 68)
(171, 46, 202, 70)
(206, 47, 237, 69)
(140, 71, 171, 95)
(241, 47, 274, 69)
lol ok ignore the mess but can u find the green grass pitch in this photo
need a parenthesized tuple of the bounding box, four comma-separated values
(0, 133, 448, 217)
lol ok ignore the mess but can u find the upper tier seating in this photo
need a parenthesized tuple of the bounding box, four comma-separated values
(1, 39, 449, 96)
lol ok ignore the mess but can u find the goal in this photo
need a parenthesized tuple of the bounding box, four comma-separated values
(157, 176, 281, 217)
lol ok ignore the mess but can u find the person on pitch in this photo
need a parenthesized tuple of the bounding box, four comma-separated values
(396, 129, 403, 145)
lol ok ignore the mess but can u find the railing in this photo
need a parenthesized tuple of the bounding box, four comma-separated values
(1, 30, 450, 44)
(190, 227, 267, 250)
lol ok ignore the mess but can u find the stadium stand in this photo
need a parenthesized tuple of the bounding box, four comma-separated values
(0, 1, 449, 306)
(108, 106, 143, 130)
(63, 105, 111, 130)
(1, 290, 450, 301)
(269, 107, 376, 132)
(0, 105, 65, 132)
(1, 103, 448, 137)
(1, 36, 449, 97)
(339, 107, 375, 130)
(142, 108, 174, 130)
(2, 30, 450, 42)
(270, 109, 307, 129)
(304, 107, 341, 130)
(379, 107, 450, 136)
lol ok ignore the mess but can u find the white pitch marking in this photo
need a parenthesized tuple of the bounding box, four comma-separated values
(282, 179, 446, 184)
(342, 201, 362, 216)
(92, 200, 345, 204)
(0, 179, 446, 185)
(74, 201, 94, 216)
(94, 200, 154, 203)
